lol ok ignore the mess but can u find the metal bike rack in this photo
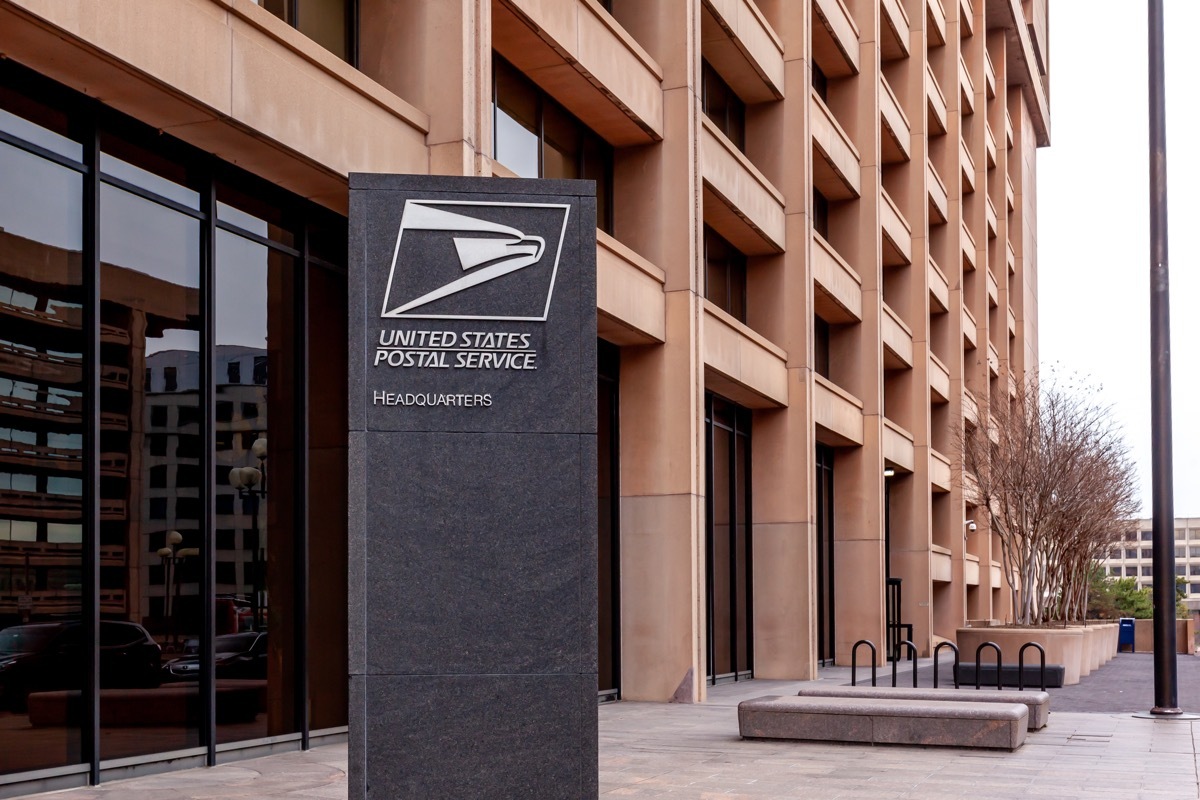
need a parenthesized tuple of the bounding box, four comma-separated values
(851, 639, 878, 687)
(975, 641, 1003, 690)
(890, 640, 918, 687)
(933, 641, 960, 689)
(1018, 641, 1047, 692)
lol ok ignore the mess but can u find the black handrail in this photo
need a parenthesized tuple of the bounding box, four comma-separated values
(975, 641, 1002, 690)
(1018, 641, 1047, 692)
(933, 641, 960, 689)
(890, 640, 918, 687)
(852, 640, 878, 687)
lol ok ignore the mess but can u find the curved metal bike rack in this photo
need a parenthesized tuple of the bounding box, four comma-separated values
(933, 641, 960, 689)
(1018, 641, 1047, 692)
(890, 640, 919, 687)
(851, 640, 878, 687)
(975, 641, 1003, 690)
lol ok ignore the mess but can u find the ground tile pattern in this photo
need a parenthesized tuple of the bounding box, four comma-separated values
(13, 655, 1200, 800)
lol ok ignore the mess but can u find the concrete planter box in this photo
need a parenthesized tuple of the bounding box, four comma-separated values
(956, 627, 1085, 686)
(1132, 618, 1194, 654)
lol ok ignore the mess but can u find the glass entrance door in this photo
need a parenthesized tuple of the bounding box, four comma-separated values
(597, 341, 620, 700)
(816, 444, 835, 665)
(705, 394, 751, 684)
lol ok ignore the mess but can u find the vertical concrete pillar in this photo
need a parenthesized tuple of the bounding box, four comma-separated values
(744, 3, 818, 682)
(611, 0, 705, 702)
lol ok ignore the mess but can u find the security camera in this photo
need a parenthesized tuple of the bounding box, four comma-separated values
(966, 519, 977, 532)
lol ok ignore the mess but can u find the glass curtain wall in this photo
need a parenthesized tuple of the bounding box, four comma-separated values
(0, 88, 85, 774)
(0, 61, 348, 785)
(704, 394, 751, 685)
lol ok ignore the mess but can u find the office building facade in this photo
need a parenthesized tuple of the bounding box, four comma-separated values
(0, 0, 1048, 792)
(1101, 518, 1200, 613)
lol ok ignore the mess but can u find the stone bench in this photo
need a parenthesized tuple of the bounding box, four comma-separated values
(955, 662, 1066, 689)
(795, 685, 1049, 730)
(739, 695, 1028, 751)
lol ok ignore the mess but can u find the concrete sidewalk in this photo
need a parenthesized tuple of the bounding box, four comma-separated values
(17, 657, 1200, 799)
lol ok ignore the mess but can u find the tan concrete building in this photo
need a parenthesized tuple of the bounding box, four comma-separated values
(0, 0, 1049, 790)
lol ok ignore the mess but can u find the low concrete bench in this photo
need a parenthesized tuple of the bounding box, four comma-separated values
(795, 685, 1050, 730)
(739, 695, 1028, 751)
(955, 662, 1066, 689)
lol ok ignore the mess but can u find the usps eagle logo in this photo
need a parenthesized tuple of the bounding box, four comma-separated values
(381, 200, 571, 321)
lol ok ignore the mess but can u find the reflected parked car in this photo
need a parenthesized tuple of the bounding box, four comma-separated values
(162, 632, 268, 682)
(0, 621, 162, 711)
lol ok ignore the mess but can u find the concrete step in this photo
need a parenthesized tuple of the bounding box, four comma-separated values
(738, 695, 1028, 751)
(796, 684, 1050, 729)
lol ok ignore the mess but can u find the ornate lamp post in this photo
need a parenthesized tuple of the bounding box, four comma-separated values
(228, 436, 267, 631)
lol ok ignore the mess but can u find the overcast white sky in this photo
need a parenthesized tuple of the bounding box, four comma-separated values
(1040, 1, 1200, 518)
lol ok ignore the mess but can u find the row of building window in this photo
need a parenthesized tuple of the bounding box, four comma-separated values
(1111, 547, 1200, 560)
(1122, 529, 1200, 541)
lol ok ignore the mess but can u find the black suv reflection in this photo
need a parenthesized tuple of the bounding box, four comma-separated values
(0, 621, 162, 711)
(162, 632, 268, 682)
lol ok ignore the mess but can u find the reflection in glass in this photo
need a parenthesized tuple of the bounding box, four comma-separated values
(214, 230, 296, 743)
(100, 178, 200, 759)
(0, 134, 83, 773)
(493, 58, 539, 179)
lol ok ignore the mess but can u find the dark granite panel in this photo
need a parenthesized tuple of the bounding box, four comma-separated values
(350, 182, 596, 435)
(362, 676, 592, 800)
(362, 431, 589, 675)
(578, 433, 598, 674)
(347, 431, 367, 676)
(348, 675, 367, 800)
(360, 673, 591, 800)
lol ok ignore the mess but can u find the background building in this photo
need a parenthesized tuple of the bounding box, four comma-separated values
(1101, 518, 1200, 613)
(0, 0, 1048, 793)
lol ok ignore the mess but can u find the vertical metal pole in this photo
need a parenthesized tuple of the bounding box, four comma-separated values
(201, 177, 218, 759)
(1147, 0, 1180, 716)
(82, 117, 101, 787)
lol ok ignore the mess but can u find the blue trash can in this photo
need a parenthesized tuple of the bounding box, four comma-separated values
(1118, 618, 1136, 653)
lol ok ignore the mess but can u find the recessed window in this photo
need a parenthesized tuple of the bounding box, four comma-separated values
(257, 0, 356, 64)
(814, 317, 831, 379)
(813, 190, 830, 240)
(492, 56, 614, 233)
(703, 227, 747, 323)
(701, 60, 745, 152)
(227, 360, 241, 384)
(812, 63, 829, 103)
(1142, 548, 1153, 559)
(1125, 548, 1137, 559)
(1142, 566, 1153, 576)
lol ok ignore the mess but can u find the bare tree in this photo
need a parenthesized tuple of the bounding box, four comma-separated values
(957, 377, 1139, 625)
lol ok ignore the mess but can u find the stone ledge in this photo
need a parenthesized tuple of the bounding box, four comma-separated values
(795, 685, 1049, 730)
(738, 695, 1028, 751)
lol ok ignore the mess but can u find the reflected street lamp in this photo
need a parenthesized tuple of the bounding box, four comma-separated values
(228, 436, 267, 631)
(157, 530, 199, 649)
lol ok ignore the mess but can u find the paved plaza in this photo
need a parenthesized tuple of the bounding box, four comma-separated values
(15, 653, 1200, 799)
